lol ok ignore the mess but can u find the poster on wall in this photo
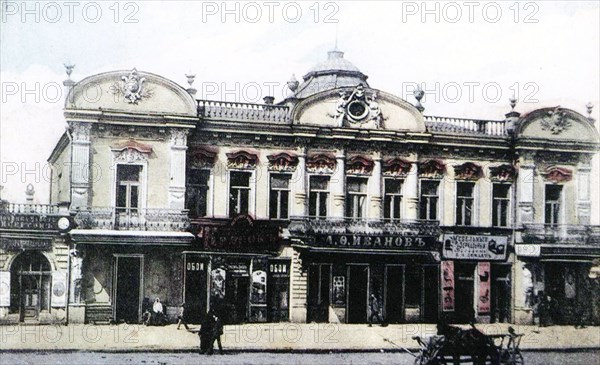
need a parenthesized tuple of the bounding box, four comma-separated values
(51, 271, 68, 307)
(478, 262, 491, 314)
(564, 267, 576, 299)
(441, 261, 455, 312)
(0, 271, 10, 307)
(210, 267, 226, 300)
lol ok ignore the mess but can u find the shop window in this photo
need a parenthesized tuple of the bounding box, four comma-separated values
(384, 179, 403, 220)
(269, 174, 291, 219)
(186, 168, 210, 217)
(346, 177, 368, 219)
(456, 182, 474, 226)
(419, 180, 439, 220)
(229, 171, 251, 217)
(309, 176, 330, 218)
(492, 184, 511, 227)
(545, 185, 562, 226)
(116, 165, 141, 213)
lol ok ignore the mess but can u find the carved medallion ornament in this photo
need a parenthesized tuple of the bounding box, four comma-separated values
(418, 159, 446, 179)
(383, 158, 412, 177)
(188, 147, 217, 169)
(306, 154, 336, 174)
(542, 166, 573, 183)
(111, 68, 153, 104)
(346, 156, 374, 176)
(111, 139, 153, 163)
(489, 164, 517, 182)
(267, 152, 299, 172)
(540, 106, 572, 135)
(226, 151, 258, 170)
(330, 85, 383, 127)
(454, 162, 483, 181)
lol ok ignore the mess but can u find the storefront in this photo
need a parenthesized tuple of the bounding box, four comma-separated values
(291, 224, 442, 324)
(440, 233, 511, 324)
(185, 216, 290, 324)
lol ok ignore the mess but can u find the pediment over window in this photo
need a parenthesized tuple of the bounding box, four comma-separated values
(306, 153, 336, 174)
(542, 166, 572, 183)
(111, 139, 153, 163)
(454, 162, 483, 181)
(489, 164, 516, 182)
(189, 147, 217, 168)
(226, 151, 259, 170)
(418, 159, 446, 179)
(267, 152, 299, 172)
(346, 155, 374, 176)
(383, 158, 412, 177)
(111, 139, 153, 154)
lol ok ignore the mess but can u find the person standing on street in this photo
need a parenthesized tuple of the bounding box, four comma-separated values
(177, 302, 190, 330)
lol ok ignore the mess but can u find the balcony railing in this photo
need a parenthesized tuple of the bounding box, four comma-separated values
(0, 203, 63, 230)
(288, 216, 441, 237)
(198, 100, 291, 124)
(522, 224, 600, 245)
(424, 115, 507, 136)
(74, 207, 190, 232)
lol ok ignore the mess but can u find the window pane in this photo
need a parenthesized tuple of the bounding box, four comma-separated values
(130, 186, 139, 209)
(493, 184, 510, 198)
(421, 181, 438, 196)
(319, 193, 328, 217)
(240, 189, 249, 214)
(347, 177, 367, 193)
(117, 185, 127, 208)
(231, 171, 251, 187)
(280, 191, 289, 218)
(271, 174, 290, 189)
(310, 176, 329, 190)
(117, 165, 140, 182)
(309, 193, 317, 216)
(385, 179, 402, 194)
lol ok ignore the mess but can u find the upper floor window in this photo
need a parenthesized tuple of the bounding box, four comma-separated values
(186, 168, 210, 217)
(456, 182, 474, 226)
(545, 185, 562, 226)
(419, 180, 439, 220)
(116, 165, 141, 213)
(492, 184, 511, 227)
(384, 179, 403, 220)
(309, 176, 329, 218)
(229, 171, 251, 217)
(269, 174, 291, 219)
(346, 177, 368, 219)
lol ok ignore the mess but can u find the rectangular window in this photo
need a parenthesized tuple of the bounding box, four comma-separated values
(456, 182, 475, 226)
(419, 180, 439, 220)
(269, 174, 291, 219)
(186, 169, 210, 217)
(492, 184, 511, 227)
(346, 177, 368, 218)
(229, 171, 251, 217)
(116, 165, 141, 213)
(384, 179, 403, 220)
(309, 176, 329, 218)
(545, 185, 562, 226)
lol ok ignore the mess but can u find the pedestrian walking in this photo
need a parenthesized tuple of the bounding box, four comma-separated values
(368, 294, 385, 327)
(212, 309, 224, 355)
(177, 302, 189, 330)
(199, 310, 215, 355)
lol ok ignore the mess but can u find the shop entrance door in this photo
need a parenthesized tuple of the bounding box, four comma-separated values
(491, 265, 511, 323)
(422, 265, 439, 323)
(385, 265, 404, 323)
(20, 275, 40, 321)
(114, 256, 143, 324)
(225, 275, 249, 324)
(347, 265, 369, 323)
(307, 264, 330, 323)
(184, 255, 207, 324)
(455, 263, 475, 323)
(10, 252, 52, 323)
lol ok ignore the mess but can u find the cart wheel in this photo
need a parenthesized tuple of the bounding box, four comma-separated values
(512, 350, 524, 365)
(500, 349, 524, 365)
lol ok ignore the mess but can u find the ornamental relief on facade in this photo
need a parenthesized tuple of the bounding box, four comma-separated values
(329, 85, 384, 128)
(418, 159, 446, 179)
(540, 107, 572, 135)
(110, 68, 154, 105)
(71, 122, 92, 142)
(541, 166, 573, 183)
(382, 157, 412, 177)
(267, 152, 298, 172)
(346, 156, 374, 176)
(188, 147, 217, 169)
(489, 164, 517, 182)
(113, 148, 150, 163)
(306, 154, 336, 174)
(169, 129, 188, 147)
(226, 151, 258, 170)
(453, 162, 483, 180)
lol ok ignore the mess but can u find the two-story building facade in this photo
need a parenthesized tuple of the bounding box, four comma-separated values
(1, 49, 598, 326)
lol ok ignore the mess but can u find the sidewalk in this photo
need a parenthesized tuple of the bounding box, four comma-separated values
(0, 323, 598, 352)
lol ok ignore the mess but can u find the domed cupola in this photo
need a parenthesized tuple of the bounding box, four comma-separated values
(289, 49, 369, 99)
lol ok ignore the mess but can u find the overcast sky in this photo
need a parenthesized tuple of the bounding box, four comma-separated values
(1, 1, 599, 218)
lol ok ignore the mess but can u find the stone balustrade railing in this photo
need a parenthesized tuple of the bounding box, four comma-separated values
(74, 207, 190, 232)
(425, 115, 507, 136)
(198, 100, 291, 124)
(0, 203, 63, 230)
(288, 217, 441, 237)
(522, 224, 600, 245)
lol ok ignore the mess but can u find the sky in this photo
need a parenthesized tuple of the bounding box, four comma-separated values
(1, 1, 599, 220)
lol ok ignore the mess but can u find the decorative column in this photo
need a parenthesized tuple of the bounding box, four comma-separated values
(292, 147, 308, 217)
(577, 160, 592, 225)
(331, 149, 346, 219)
(369, 152, 383, 220)
(518, 160, 535, 225)
(169, 129, 188, 210)
(404, 161, 419, 220)
(70, 122, 91, 210)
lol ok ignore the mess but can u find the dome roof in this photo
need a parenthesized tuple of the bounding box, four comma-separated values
(289, 49, 369, 99)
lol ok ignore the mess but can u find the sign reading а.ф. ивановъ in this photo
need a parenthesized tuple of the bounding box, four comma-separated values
(313, 234, 437, 251)
(442, 234, 508, 261)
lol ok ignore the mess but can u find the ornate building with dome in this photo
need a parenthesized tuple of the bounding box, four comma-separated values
(1, 50, 599, 326)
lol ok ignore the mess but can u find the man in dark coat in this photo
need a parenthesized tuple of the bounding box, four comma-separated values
(199, 310, 215, 354)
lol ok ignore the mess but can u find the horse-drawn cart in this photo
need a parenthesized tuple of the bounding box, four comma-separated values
(411, 325, 524, 365)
